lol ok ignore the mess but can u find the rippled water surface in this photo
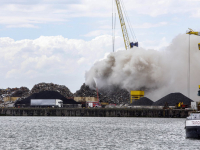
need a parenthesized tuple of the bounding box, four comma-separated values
(0, 117, 199, 150)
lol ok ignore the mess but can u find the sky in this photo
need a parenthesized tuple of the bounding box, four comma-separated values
(0, 0, 200, 93)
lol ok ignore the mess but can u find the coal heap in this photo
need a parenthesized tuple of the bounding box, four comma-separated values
(152, 93, 193, 106)
(130, 97, 153, 106)
(15, 91, 78, 107)
(74, 83, 112, 103)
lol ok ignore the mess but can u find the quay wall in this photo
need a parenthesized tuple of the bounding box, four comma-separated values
(0, 108, 191, 118)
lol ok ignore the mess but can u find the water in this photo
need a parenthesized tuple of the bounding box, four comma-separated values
(0, 117, 199, 150)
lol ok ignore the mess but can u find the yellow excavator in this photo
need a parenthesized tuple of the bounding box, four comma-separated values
(186, 28, 200, 50)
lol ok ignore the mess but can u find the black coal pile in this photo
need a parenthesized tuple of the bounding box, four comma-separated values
(99, 87, 130, 104)
(74, 83, 113, 103)
(18, 82, 74, 100)
(130, 97, 153, 106)
(15, 91, 79, 107)
(152, 93, 193, 106)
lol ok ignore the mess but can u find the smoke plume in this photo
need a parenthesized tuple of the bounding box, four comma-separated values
(85, 34, 200, 101)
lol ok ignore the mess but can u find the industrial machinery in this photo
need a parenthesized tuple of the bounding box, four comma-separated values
(130, 91, 144, 103)
(175, 102, 188, 109)
(114, 0, 138, 50)
(101, 102, 109, 108)
(186, 28, 200, 50)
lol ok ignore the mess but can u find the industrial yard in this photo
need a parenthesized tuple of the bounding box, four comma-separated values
(0, 82, 196, 118)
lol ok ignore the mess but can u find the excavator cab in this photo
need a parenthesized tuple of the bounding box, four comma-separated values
(130, 42, 138, 48)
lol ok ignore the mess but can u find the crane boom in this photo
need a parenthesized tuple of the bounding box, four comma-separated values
(186, 28, 200, 50)
(115, 0, 138, 50)
(115, 0, 130, 50)
(186, 28, 200, 36)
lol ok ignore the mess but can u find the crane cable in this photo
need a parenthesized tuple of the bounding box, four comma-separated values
(120, 0, 137, 42)
(112, 0, 116, 52)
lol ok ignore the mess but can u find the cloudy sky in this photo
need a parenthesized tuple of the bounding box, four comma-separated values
(0, 0, 200, 92)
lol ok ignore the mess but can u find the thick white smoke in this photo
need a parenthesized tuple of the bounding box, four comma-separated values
(85, 34, 200, 101)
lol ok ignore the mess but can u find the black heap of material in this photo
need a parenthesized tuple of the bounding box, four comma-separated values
(152, 92, 193, 106)
(15, 91, 79, 107)
(130, 97, 153, 106)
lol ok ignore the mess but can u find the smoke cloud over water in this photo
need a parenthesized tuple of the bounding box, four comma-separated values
(85, 34, 200, 101)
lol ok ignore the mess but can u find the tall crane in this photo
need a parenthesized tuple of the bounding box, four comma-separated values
(187, 28, 200, 99)
(186, 28, 200, 50)
(115, 0, 138, 50)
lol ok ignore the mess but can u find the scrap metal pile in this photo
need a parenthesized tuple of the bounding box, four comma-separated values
(74, 83, 113, 103)
(99, 87, 130, 104)
(16, 83, 74, 102)
(74, 83, 130, 104)
(0, 87, 29, 100)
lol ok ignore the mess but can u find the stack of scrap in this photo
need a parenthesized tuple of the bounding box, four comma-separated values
(130, 97, 153, 106)
(99, 87, 130, 104)
(74, 83, 112, 103)
(0, 87, 29, 101)
(152, 93, 193, 106)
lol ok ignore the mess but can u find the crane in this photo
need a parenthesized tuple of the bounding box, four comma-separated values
(187, 29, 200, 98)
(187, 28, 200, 36)
(115, 0, 138, 50)
(186, 28, 200, 50)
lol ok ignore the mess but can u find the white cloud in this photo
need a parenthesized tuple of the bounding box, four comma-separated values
(6, 24, 39, 28)
(133, 22, 168, 29)
(0, 35, 123, 91)
(1, 0, 200, 28)
(82, 30, 108, 37)
(140, 37, 170, 50)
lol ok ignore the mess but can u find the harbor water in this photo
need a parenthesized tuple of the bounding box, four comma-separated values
(0, 117, 199, 150)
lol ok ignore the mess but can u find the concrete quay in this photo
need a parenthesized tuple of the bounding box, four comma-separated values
(0, 108, 190, 118)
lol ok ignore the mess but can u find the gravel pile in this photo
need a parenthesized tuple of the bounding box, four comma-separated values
(15, 91, 78, 107)
(130, 97, 153, 106)
(17, 82, 74, 101)
(74, 83, 112, 103)
(152, 92, 193, 106)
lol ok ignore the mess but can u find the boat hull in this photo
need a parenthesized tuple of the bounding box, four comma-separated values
(185, 120, 200, 138)
(185, 126, 200, 138)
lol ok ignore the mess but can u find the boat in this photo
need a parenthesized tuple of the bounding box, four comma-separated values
(185, 112, 200, 138)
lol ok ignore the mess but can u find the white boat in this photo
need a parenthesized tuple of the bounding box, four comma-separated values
(185, 112, 200, 138)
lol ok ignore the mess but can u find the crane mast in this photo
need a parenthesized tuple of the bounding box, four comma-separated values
(115, 0, 138, 50)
